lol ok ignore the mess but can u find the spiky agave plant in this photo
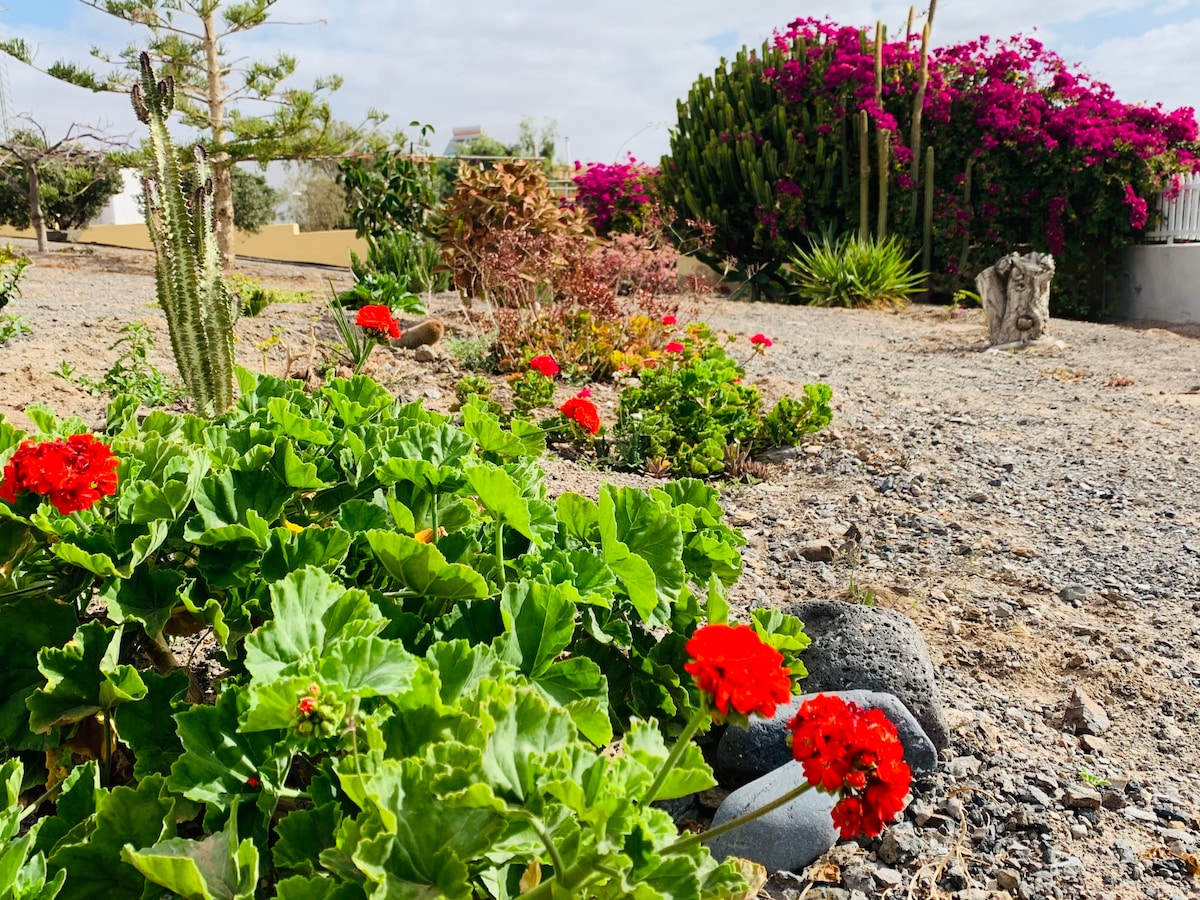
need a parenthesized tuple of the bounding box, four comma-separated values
(786, 233, 925, 309)
(131, 51, 237, 417)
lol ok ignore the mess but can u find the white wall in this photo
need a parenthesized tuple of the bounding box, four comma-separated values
(89, 167, 143, 226)
(1117, 244, 1200, 325)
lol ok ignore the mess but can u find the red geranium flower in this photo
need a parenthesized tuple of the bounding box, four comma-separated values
(529, 355, 560, 377)
(750, 333, 773, 348)
(298, 696, 317, 716)
(0, 434, 119, 515)
(789, 694, 912, 838)
(662, 315, 677, 325)
(575, 387, 591, 398)
(683, 623, 793, 718)
(355, 304, 401, 340)
(559, 396, 601, 434)
(665, 341, 685, 354)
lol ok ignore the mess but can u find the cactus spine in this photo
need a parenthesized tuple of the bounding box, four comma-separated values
(132, 51, 236, 417)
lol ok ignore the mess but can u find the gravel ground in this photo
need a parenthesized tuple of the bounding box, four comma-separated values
(3, 242, 1200, 899)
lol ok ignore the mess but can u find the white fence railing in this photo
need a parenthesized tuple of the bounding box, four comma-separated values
(1145, 172, 1200, 243)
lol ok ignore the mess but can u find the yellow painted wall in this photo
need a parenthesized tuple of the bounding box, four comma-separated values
(0, 223, 365, 268)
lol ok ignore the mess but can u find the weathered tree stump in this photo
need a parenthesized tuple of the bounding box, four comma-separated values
(975, 252, 1055, 347)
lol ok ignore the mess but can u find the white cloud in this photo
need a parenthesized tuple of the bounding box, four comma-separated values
(2, 0, 1197, 166)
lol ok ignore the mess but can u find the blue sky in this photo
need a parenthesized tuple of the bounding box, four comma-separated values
(1, 1, 1197, 166)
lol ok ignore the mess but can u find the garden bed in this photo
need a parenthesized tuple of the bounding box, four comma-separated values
(3, 241, 1199, 898)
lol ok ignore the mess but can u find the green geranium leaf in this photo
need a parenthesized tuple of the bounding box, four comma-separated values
(0, 595, 77, 750)
(244, 567, 384, 681)
(322, 374, 396, 426)
(273, 803, 343, 878)
(261, 525, 353, 583)
(100, 566, 186, 638)
(556, 492, 599, 541)
(425, 641, 512, 705)
(122, 821, 259, 900)
(112, 670, 190, 779)
(28, 622, 147, 733)
(625, 719, 716, 801)
(389, 421, 474, 468)
(750, 608, 811, 685)
(366, 531, 489, 600)
(51, 520, 169, 579)
(48, 775, 175, 900)
(495, 582, 576, 678)
(479, 684, 576, 802)
(604, 486, 686, 600)
(187, 468, 291, 541)
(275, 875, 366, 899)
(268, 437, 329, 490)
(598, 490, 667, 624)
(464, 463, 536, 541)
(534, 657, 612, 747)
(168, 687, 290, 811)
(332, 500, 391, 534)
(460, 403, 530, 461)
(125, 440, 210, 523)
(267, 396, 334, 445)
(343, 757, 505, 900)
(33, 761, 99, 857)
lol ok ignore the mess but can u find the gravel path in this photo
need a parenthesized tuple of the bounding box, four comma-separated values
(3, 242, 1199, 899)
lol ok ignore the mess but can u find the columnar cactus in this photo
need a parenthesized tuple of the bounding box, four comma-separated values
(660, 36, 843, 290)
(132, 51, 237, 417)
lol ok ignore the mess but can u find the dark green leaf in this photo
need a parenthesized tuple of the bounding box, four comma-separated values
(0, 596, 77, 750)
(365, 531, 489, 600)
(28, 622, 147, 733)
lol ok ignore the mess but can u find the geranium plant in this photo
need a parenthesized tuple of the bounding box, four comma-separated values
(612, 323, 833, 475)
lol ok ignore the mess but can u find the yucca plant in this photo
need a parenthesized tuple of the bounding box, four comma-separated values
(785, 233, 925, 309)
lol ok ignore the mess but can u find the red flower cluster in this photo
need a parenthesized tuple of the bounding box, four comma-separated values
(662, 315, 677, 325)
(0, 435, 119, 515)
(684, 623, 793, 719)
(529, 355, 560, 377)
(355, 305, 401, 340)
(664, 341, 685, 354)
(559, 396, 601, 435)
(789, 694, 912, 838)
(750, 333, 773, 348)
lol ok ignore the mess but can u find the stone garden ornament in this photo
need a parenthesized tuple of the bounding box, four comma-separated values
(975, 251, 1056, 348)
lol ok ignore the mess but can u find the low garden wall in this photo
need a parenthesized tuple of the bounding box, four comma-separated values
(0, 223, 364, 268)
(1117, 244, 1200, 325)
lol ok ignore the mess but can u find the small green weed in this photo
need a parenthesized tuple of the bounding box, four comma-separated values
(226, 272, 312, 317)
(0, 313, 32, 343)
(57, 322, 183, 406)
(1078, 767, 1109, 788)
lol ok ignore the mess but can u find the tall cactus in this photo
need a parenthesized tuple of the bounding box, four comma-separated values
(131, 52, 237, 417)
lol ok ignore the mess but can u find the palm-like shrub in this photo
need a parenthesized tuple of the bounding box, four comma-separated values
(786, 234, 924, 309)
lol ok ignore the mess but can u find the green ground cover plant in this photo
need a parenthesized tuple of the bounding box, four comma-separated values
(0, 370, 825, 897)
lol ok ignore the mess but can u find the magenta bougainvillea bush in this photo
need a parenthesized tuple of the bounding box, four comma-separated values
(570, 158, 660, 235)
(662, 16, 1200, 317)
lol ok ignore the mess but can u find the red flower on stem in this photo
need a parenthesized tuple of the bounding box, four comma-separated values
(355, 305, 401, 340)
(789, 694, 912, 838)
(559, 396, 601, 435)
(298, 696, 316, 716)
(662, 315, 677, 325)
(684, 623, 793, 719)
(0, 434, 119, 514)
(664, 341, 685, 354)
(750, 333, 773, 348)
(529, 355, 560, 377)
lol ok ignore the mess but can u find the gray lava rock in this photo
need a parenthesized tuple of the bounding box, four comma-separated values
(715, 690, 938, 783)
(705, 761, 839, 873)
(1062, 687, 1111, 735)
(782, 600, 951, 749)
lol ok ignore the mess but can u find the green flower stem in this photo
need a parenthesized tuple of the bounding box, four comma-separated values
(663, 780, 815, 856)
(495, 520, 505, 585)
(644, 703, 708, 804)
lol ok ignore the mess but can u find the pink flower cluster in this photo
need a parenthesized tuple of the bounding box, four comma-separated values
(570, 157, 659, 235)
